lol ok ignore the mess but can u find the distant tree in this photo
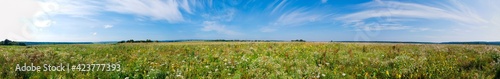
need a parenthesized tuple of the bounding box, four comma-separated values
(118, 39, 157, 43)
(2, 39, 12, 45)
(118, 41, 125, 43)
(18, 42, 27, 46)
(127, 39, 134, 43)
(1, 39, 25, 46)
(292, 39, 306, 42)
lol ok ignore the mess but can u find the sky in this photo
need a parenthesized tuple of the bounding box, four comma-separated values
(1, 0, 499, 42)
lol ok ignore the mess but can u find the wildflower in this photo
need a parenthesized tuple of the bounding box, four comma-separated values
(342, 73, 346, 76)
(385, 70, 390, 76)
(205, 66, 209, 68)
(125, 77, 129, 79)
(322, 74, 326, 77)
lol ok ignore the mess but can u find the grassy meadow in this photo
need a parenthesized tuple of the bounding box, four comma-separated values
(1, 42, 500, 78)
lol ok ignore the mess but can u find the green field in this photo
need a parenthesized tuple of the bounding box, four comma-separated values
(1, 42, 499, 78)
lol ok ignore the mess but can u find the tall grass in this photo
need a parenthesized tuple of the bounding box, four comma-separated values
(0, 42, 499, 78)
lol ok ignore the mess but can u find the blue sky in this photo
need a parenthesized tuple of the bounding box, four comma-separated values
(1, 0, 500, 42)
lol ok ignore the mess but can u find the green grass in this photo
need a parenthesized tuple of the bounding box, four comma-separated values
(1, 42, 499, 78)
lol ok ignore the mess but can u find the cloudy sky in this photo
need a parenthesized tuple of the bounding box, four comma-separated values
(1, 0, 499, 42)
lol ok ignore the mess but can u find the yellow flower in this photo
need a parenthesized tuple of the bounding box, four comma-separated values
(386, 70, 390, 76)
(365, 72, 369, 78)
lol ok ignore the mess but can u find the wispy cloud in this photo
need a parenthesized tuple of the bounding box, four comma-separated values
(336, 0, 494, 31)
(201, 8, 236, 22)
(275, 9, 323, 26)
(321, 0, 328, 3)
(339, 0, 500, 41)
(268, 0, 290, 14)
(261, 8, 328, 32)
(32, 0, 106, 29)
(39, 0, 103, 17)
(33, 12, 54, 28)
(202, 21, 240, 35)
(106, 0, 195, 23)
(350, 22, 409, 31)
(104, 24, 113, 29)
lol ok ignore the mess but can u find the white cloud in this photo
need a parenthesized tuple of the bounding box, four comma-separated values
(351, 22, 410, 31)
(338, 1, 487, 24)
(261, 8, 326, 32)
(339, 0, 500, 41)
(202, 21, 240, 35)
(201, 8, 236, 22)
(336, 0, 496, 31)
(92, 32, 97, 36)
(0, 0, 41, 41)
(104, 24, 113, 29)
(275, 9, 322, 26)
(39, 0, 103, 17)
(33, 12, 54, 28)
(106, 0, 194, 23)
(321, 0, 328, 3)
(268, 0, 289, 14)
(260, 27, 277, 33)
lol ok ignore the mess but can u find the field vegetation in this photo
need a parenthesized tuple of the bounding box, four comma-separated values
(1, 42, 499, 78)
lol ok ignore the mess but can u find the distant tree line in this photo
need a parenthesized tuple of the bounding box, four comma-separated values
(204, 39, 284, 42)
(117, 39, 159, 43)
(291, 39, 306, 42)
(117, 39, 290, 43)
(1, 39, 26, 46)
